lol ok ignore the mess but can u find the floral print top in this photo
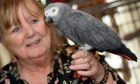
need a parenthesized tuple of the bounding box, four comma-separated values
(0, 44, 126, 84)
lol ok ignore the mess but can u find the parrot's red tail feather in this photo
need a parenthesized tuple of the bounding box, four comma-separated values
(113, 52, 132, 60)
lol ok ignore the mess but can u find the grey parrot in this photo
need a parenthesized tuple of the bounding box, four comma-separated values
(44, 2, 137, 61)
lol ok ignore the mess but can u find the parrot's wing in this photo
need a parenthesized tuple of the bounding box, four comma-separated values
(58, 11, 123, 51)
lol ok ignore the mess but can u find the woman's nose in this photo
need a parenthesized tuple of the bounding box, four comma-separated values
(24, 25, 35, 38)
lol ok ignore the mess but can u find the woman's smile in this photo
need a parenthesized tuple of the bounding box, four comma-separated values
(26, 39, 41, 47)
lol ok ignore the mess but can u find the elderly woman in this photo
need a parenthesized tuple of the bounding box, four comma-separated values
(0, 0, 126, 84)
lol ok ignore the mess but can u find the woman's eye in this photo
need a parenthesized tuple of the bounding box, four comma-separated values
(31, 19, 39, 24)
(12, 27, 20, 33)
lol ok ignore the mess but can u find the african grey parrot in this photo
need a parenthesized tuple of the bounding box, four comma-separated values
(44, 2, 137, 61)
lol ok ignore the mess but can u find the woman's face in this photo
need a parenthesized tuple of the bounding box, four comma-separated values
(5, 8, 51, 60)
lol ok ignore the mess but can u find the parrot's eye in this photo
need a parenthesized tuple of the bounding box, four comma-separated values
(52, 9, 56, 12)
(46, 7, 59, 16)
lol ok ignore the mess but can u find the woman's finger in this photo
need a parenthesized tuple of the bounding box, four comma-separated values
(70, 62, 91, 70)
(71, 57, 89, 65)
(71, 50, 85, 59)
(5, 79, 10, 84)
(77, 70, 96, 77)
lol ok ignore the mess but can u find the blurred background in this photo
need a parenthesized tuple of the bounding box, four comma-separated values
(0, 0, 140, 83)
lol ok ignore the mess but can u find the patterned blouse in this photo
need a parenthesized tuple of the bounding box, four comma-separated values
(0, 44, 126, 84)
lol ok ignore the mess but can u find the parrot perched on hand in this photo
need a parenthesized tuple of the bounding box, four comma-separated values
(44, 2, 137, 61)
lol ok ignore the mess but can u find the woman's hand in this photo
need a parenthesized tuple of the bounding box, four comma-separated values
(69, 50, 105, 83)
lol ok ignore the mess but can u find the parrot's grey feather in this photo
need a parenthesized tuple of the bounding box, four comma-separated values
(44, 2, 137, 61)
(57, 11, 122, 51)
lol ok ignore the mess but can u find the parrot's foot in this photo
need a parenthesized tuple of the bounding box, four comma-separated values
(78, 44, 92, 59)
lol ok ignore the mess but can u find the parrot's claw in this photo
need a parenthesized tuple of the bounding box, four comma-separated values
(78, 44, 92, 59)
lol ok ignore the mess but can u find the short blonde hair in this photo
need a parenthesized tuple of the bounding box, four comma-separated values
(0, 0, 66, 53)
(0, 0, 43, 42)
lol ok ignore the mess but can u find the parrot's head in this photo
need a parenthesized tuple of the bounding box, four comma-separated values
(44, 2, 72, 24)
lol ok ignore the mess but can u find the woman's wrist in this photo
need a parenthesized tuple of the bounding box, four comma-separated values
(91, 64, 109, 84)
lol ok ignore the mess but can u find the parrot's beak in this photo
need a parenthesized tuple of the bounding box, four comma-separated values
(45, 16, 53, 24)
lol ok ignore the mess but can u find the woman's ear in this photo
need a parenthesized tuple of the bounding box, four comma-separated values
(0, 36, 2, 42)
(0, 39, 1, 44)
(0, 38, 3, 44)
